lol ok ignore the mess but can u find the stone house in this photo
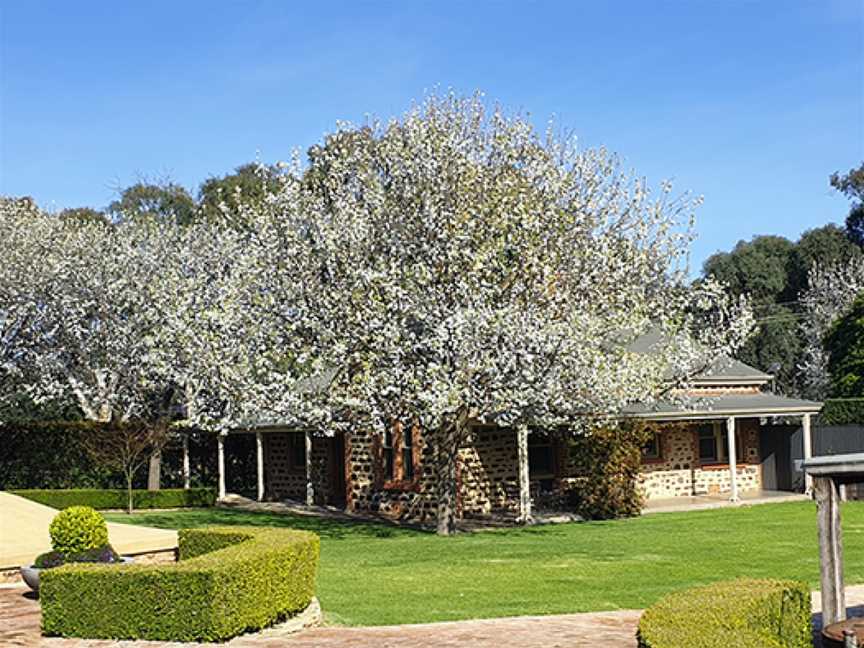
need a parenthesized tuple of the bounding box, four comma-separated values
(213, 355, 822, 524)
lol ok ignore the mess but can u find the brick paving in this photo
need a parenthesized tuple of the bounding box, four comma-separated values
(0, 584, 640, 647)
(7, 583, 864, 647)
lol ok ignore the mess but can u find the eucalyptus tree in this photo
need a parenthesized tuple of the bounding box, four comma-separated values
(236, 94, 753, 534)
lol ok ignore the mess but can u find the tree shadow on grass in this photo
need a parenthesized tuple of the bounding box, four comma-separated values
(107, 507, 429, 541)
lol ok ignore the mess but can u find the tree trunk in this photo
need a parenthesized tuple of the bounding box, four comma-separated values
(436, 416, 464, 536)
(147, 447, 162, 491)
(126, 471, 134, 515)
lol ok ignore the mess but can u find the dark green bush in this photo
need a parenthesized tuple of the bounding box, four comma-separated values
(819, 398, 864, 426)
(10, 488, 215, 510)
(40, 526, 320, 642)
(638, 578, 811, 648)
(568, 422, 653, 519)
(35, 544, 119, 568)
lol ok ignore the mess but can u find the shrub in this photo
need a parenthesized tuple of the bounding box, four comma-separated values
(40, 526, 320, 642)
(819, 398, 864, 426)
(35, 544, 119, 568)
(48, 507, 109, 556)
(11, 488, 215, 510)
(637, 578, 811, 648)
(568, 422, 653, 519)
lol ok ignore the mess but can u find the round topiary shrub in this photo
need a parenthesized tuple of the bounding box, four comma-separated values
(49, 506, 109, 556)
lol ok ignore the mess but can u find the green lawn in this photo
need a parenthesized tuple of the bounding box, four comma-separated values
(105, 501, 864, 626)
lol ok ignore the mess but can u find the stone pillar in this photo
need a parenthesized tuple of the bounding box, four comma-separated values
(217, 433, 226, 501)
(803, 413, 813, 496)
(516, 424, 532, 524)
(814, 475, 845, 626)
(726, 416, 739, 503)
(305, 430, 314, 506)
(182, 433, 191, 490)
(256, 431, 265, 502)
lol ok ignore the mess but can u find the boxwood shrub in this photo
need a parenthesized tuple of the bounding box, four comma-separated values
(9, 487, 215, 510)
(40, 526, 319, 642)
(638, 578, 811, 648)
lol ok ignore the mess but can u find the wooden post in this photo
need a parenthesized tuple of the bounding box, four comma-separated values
(726, 416, 739, 502)
(217, 433, 226, 501)
(256, 431, 265, 502)
(803, 413, 813, 495)
(814, 475, 845, 626)
(182, 433, 191, 490)
(516, 424, 532, 524)
(305, 430, 314, 506)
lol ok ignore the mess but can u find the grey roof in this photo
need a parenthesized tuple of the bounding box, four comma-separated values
(627, 328, 771, 385)
(624, 391, 822, 420)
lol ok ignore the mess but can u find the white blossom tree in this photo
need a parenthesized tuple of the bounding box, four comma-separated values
(799, 258, 864, 399)
(0, 200, 183, 486)
(228, 94, 753, 534)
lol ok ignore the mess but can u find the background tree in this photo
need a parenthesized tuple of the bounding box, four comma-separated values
(107, 181, 197, 226)
(81, 421, 168, 514)
(788, 224, 861, 296)
(702, 236, 799, 392)
(198, 163, 284, 223)
(249, 94, 753, 535)
(831, 163, 864, 247)
(825, 292, 864, 398)
(799, 258, 864, 398)
(58, 207, 109, 226)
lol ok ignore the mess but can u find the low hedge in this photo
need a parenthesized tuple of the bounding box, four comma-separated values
(637, 578, 811, 648)
(9, 488, 215, 510)
(40, 526, 320, 641)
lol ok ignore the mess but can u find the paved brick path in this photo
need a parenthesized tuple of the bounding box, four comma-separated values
(0, 585, 640, 647)
(7, 583, 864, 647)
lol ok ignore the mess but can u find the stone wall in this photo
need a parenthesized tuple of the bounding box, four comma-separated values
(264, 431, 335, 505)
(638, 419, 762, 499)
(345, 427, 438, 523)
(458, 427, 520, 517)
(264, 432, 306, 500)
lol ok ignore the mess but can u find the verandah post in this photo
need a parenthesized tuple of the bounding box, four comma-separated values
(305, 430, 314, 506)
(726, 416, 739, 503)
(217, 432, 226, 500)
(803, 412, 813, 495)
(256, 430, 265, 502)
(516, 423, 532, 524)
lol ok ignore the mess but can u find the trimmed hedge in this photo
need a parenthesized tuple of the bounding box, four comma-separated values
(9, 488, 215, 510)
(638, 579, 811, 648)
(40, 526, 320, 641)
(819, 398, 864, 426)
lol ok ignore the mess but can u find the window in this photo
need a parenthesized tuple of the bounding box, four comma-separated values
(642, 432, 662, 460)
(380, 422, 418, 485)
(697, 422, 745, 465)
(402, 426, 414, 479)
(529, 433, 555, 476)
(383, 428, 395, 480)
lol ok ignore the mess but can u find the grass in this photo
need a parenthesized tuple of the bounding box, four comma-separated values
(104, 501, 864, 626)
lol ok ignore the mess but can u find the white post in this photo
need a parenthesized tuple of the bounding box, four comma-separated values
(182, 433, 191, 490)
(217, 433, 226, 501)
(516, 424, 532, 523)
(726, 416, 739, 503)
(305, 430, 314, 506)
(256, 431, 265, 502)
(803, 413, 813, 496)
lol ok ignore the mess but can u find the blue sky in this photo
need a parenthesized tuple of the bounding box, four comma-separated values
(1, 1, 861, 271)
